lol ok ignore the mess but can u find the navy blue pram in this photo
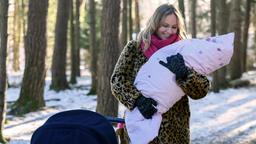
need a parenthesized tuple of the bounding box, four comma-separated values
(31, 109, 124, 144)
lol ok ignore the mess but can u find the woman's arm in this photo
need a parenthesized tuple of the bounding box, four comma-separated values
(110, 41, 142, 110)
(176, 69, 210, 100)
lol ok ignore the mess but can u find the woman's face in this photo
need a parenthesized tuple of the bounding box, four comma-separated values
(156, 14, 178, 40)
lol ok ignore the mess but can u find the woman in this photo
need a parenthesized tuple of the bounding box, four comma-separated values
(111, 4, 210, 144)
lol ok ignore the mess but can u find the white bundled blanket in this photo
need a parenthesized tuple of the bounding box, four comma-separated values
(125, 33, 235, 144)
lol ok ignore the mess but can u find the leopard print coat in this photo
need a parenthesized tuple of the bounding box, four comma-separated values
(111, 40, 210, 144)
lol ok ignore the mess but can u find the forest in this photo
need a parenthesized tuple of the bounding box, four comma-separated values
(0, 0, 256, 143)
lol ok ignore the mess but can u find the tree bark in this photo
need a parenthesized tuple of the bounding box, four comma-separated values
(210, 0, 220, 93)
(128, 0, 133, 40)
(12, 0, 48, 115)
(70, 0, 77, 84)
(87, 0, 98, 95)
(12, 0, 22, 71)
(229, 0, 242, 80)
(253, 5, 256, 61)
(0, 0, 8, 142)
(190, 0, 197, 38)
(74, 0, 81, 76)
(96, 0, 120, 117)
(134, 0, 140, 34)
(50, 0, 70, 91)
(178, 0, 186, 24)
(121, 0, 128, 49)
(242, 0, 251, 72)
(216, 0, 229, 88)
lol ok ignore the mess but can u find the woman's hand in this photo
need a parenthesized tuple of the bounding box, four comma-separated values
(135, 95, 157, 119)
(159, 53, 189, 80)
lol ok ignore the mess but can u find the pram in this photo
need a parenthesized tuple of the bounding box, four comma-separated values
(31, 109, 125, 144)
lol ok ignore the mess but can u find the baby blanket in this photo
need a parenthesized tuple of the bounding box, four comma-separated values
(126, 33, 234, 144)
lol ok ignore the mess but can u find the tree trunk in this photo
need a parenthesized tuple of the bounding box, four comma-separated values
(128, 0, 133, 40)
(210, 0, 216, 41)
(216, 0, 229, 88)
(210, 0, 220, 93)
(121, 0, 128, 49)
(12, 0, 48, 115)
(74, 0, 81, 77)
(87, 0, 98, 95)
(70, 0, 77, 84)
(12, 0, 22, 71)
(242, 0, 251, 72)
(0, 0, 8, 142)
(21, 0, 27, 56)
(96, 0, 120, 117)
(229, 0, 242, 80)
(134, 0, 140, 34)
(190, 0, 197, 38)
(253, 5, 256, 61)
(178, 0, 186, 24)
(50, 0, 70, 91)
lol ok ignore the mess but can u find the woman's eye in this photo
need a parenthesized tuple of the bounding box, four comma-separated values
(172, 26, 177, 29)
(162, 24, 169, 28)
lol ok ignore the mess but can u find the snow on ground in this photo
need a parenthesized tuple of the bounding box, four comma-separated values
(4, 70, 256, 144)
(190, 88, 256, 144)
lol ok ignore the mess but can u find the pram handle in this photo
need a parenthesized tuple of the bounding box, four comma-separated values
(105, 116, 125, 123)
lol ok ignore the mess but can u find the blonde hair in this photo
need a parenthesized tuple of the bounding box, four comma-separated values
(137, 4, 187, 50)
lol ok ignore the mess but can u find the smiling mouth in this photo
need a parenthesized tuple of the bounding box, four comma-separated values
(162, 35, 170, 39)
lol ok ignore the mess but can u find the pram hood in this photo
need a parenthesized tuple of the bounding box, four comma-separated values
(31, 109, 118, 144)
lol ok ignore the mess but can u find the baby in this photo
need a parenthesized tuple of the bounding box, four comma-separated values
(125, 33, 234, 144)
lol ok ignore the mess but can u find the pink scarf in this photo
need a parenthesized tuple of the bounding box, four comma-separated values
(141, 34, 181, 58)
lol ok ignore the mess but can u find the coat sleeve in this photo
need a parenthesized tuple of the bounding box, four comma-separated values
(176, 69, 210, 100)
(110, 41, 142, 110)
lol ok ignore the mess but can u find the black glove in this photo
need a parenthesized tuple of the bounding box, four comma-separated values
(159, 53, 189, 80)
(135, 95, 157, 119)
